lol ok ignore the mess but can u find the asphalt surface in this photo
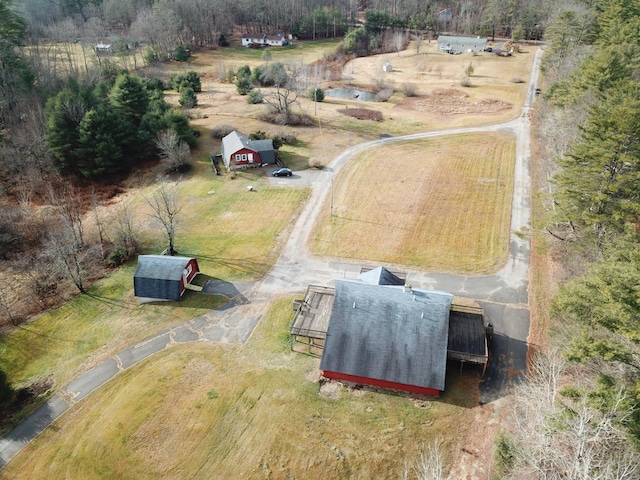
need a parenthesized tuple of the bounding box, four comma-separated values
(0, 47, 543, 468)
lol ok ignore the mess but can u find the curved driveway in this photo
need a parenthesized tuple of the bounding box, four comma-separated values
(0, 48, 542, 468)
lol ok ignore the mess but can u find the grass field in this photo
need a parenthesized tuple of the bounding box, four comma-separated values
(0, 164, 309, 397)
(0, 297, 481, 480)
(0, 38, 534, 475)
(309, 132, 516, 273)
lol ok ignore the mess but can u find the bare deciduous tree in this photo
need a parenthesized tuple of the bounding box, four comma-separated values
(403, 440, 447, 480)
(146, 181, 183, 255)
(112, 202, 139, 258)
(155, 128, 192, 172)
(502, 350, 640, 480)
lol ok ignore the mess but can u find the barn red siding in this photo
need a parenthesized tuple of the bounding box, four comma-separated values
(179, 258, 199, 297)
(186, 259, 199, 283)
(322, 370, 441, 397)
(230, 147, 260, 167)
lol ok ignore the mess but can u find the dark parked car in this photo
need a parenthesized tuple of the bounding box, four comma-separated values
(535, 88, 542, 95)
(484, 47, 493, 52)
(272, 168, 292, 177)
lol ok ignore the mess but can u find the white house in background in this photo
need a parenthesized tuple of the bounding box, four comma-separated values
(241, 33, 289, 47)
(437, 35, 487, 53)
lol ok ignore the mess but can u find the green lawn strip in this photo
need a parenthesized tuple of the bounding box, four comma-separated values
(1, 296, 476, 479)
(1, 172, 309, 392)
(170, 173, 310, 280)
(0, 265, 226, 390)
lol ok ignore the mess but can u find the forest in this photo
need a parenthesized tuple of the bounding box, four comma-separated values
(1, 0, 640, 477)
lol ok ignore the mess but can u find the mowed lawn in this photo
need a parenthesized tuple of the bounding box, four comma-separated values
(309, 132, 516, 273)
(0, 169, 309, 395)
(0, 297, 479, 480)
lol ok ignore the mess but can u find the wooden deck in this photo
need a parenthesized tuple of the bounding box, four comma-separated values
(290, 285, 335, 355)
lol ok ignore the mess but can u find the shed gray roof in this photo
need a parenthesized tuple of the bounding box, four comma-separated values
(134, 255, 194, 282)
(320, 279, 453, 391)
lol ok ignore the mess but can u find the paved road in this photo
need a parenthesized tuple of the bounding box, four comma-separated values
(0, 47, 543, 468)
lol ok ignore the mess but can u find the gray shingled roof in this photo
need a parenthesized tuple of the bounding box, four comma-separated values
(133, 255, 195, 300)
(250, 139, 275, 164)
(358, 266, 404, 286)
(320, 279, 453, 391)
(221, 131, 275, 164)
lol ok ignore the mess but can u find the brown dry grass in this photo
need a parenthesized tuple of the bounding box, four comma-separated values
(186, 42, 537, 169)
(309, 132, 516, 273)
(0, 296, 481, 480)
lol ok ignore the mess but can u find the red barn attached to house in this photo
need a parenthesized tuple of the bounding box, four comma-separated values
(134, 255, 199, 301)
(220, 131, 276, 171)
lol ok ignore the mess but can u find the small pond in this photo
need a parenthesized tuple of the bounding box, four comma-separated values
(325, 88, 377, 102)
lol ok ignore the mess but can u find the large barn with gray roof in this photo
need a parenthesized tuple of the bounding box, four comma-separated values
(319, 269, 454, 396)
(134, 255, 199, 301)
(293, 267, 489, 396)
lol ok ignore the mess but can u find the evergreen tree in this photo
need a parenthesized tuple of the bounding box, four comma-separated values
(236, 64, 252, 95)
(45, 87, 96, 173)
(109, 73, 150, 127)
(554, 81, 640, 244)
(178, 86, 197, 108)
(76, 106, 135, 178)
(0, 0, 34, 125)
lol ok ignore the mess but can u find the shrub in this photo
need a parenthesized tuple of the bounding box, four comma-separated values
(375, 88, 394, 102)
(184, 71, 201, 92)
(460, 77, 472, 87)
(257, 111, 314, 126)
(217, 34, 229, 47)
(225, 67, 235, 83)
(170, 72, 201, 93)
(494, 433, 515, 475)
(236, 76, 252, 95)
(400, 82, 417, 97)
(173, 44, 189, 62)
(275, 129, 297, 145)
(510, 77, 524, 83)
(144, 77, 165, 92)
(179, 87, 197, 108)
(464, 62, 475, 77)
(210, 124, 236, 139)
(308, 157, 323, 169)
(249, 130, 268, 140)
(247, 89, 263, 104)
(106, 244, 129, 267)
(142, 47, 158, 66)
(309, 87, 325, 102)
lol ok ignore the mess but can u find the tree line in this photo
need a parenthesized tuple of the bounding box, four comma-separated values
(499, 0, 640, 475)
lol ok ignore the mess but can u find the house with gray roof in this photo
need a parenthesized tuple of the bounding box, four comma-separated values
(134, 255, 199, 301)
(220, 131, 276, 171)
(320, 269, 454, 396)
(437, 35, 487, 53)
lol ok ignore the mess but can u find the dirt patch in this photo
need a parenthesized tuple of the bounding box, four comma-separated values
(396, 88, 512, 116)
(318, 379, 341, 399)
(337, 108, 383, 121)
